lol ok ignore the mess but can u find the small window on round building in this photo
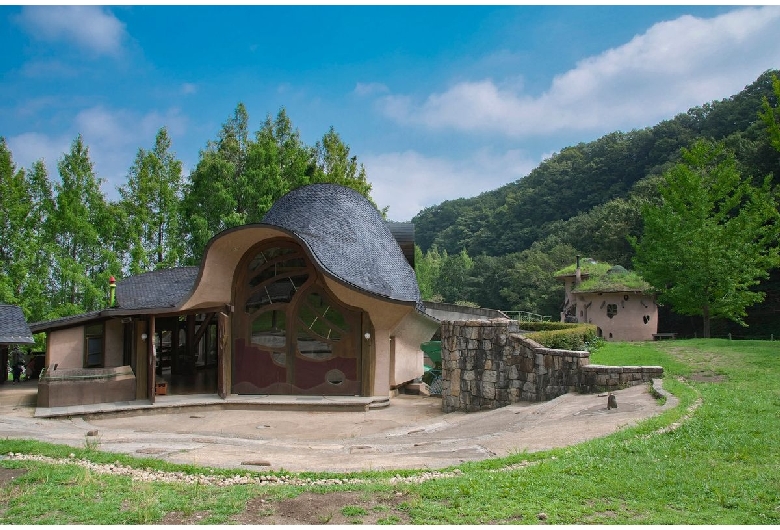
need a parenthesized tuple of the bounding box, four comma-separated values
(607, 304, 618, 319)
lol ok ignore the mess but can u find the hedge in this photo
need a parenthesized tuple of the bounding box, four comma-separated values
(524, 323, 598, 351)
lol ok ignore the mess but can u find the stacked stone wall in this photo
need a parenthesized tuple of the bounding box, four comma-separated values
(440, 319, 662, 413)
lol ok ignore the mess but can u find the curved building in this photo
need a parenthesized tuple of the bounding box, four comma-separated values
(31, 184, 439, 409)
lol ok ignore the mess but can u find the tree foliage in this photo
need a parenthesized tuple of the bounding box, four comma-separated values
(0, 139, 54, 321)
(49, 136, 122, 316)
(182, 105, 375, 262)
(414, 70, 780, 257)
(631, 140, 780, 338)
(120, 127, 184, 274)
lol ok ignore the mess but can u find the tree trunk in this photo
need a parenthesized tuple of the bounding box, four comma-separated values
(702, 305, 711, 339)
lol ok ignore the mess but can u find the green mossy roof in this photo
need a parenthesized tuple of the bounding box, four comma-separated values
(555, 260, 653, 293)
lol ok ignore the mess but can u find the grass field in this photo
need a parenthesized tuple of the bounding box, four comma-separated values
(1, 339, 778, 524)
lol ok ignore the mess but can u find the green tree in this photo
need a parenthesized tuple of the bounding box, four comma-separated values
(435, 249, 474, 304)
(759, 74, 780, 152)
(182, 103, 252, 262)
(501, 239, 580, 317)
(632, 140, 780, 338)
(182, 105, 377, 263)
(313, 127, 374, 203)
(0, 140, 54, 321)
(49, 136, 120, 316)
(120, 127, 184, 274)
(414, 244, 444, 302)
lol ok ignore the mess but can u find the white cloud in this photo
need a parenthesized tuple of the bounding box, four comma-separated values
(5, 132, 71, 175)
(8, 106, 188, 197)
(354, 82, 389, 97)
(364, 149, 536, 222)
(15, 6, 127, 57)
(19, 59, 79, 78)
(181, 83, 198, 95)
(379, 6, 780, 138)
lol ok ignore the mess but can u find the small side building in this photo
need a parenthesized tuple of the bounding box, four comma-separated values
(0, 304, 36, 384)
(556, 258, 658, 341)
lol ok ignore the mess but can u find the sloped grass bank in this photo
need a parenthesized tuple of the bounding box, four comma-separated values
(1, 340, 778, 524)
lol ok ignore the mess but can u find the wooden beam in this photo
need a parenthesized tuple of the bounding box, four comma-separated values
(193, 312, 216, 347)
(217, 312, 230, 399)
(147, 316, 156, 404)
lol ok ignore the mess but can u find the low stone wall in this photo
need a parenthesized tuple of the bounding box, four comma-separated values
(440, 319, 662, 413)
(580, 364, 663, 393)
(37, 366, 136, 408)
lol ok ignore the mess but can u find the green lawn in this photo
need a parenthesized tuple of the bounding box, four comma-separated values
(1, 339, 779, 524)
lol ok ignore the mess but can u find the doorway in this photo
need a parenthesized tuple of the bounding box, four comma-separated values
(232, 240, 363, 395)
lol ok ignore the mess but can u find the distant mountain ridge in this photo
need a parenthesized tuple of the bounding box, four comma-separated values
(413, 69, 780, 258)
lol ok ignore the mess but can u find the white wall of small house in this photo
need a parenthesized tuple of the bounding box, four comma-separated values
(579, 292, 658, 341)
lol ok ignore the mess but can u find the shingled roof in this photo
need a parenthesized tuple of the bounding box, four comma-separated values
(0, 304, 35, 344)
(263, 184, 422, 307)
(116, 267, 199, 310)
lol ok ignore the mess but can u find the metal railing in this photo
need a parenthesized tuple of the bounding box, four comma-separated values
(502, 311, 552, 323)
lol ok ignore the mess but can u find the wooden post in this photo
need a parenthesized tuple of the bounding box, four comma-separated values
(147, 316, 156, 404)
(0, 345, 7, 386)
(217, 312, 230, 399)
(187, 314, 196, 364)
(135, 321, 148, 400)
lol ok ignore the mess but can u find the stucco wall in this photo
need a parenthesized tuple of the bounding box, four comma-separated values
(324, 277, 436, 397)
(48, 326, 84, 369)
(582, 292, 658, 341)
(104, 319, 124, 367)
(389, 311, 440, 388)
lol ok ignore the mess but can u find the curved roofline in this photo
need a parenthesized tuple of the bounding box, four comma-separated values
(178, 223, 419, 313)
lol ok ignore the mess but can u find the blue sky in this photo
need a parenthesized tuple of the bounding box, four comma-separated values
(2, 5, 779, 221)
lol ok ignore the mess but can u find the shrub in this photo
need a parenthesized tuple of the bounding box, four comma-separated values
(525, 323, 598, 351)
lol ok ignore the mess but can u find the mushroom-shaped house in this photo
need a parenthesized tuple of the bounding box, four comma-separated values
(31, 184, 439, 408)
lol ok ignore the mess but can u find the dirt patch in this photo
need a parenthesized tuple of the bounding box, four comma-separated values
(0, 467, 28, 487)
(229, 491, 412, 525)
(157, 510, 212, 525)
(689, 371, 727, 383)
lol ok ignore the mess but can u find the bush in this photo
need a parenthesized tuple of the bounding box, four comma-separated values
(525, 323, 598, 351)
(519, 321, 578, 332)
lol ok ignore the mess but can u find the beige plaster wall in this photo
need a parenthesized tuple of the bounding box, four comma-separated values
(389, 311, 440, 387)
(180, 226, 289, 311)
(579, 292, 658, 341)
(104, 319, 124, 367)
(323, 277, 417, 397)
(48, 326, 84, 369)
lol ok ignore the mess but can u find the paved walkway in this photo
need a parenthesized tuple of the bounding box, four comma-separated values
(0, 381, 676, 473)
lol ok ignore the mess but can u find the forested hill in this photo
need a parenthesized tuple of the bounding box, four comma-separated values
(413, 69, 780, 257)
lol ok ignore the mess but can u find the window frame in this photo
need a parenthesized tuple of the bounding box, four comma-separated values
(84, 322, 105, 368)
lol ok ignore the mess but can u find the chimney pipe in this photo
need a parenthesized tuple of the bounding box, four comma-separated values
(109, 276, 116, 307)
(575, 255, 581, 286)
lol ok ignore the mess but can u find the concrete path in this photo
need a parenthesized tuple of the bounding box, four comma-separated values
(0, 381, 676, 473)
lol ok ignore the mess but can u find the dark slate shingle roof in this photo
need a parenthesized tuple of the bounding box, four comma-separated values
(29, 311, 102, 334)
(0, 304, 35, 344)
(116, 267, 199, 310)
(263, 184, 422, 306)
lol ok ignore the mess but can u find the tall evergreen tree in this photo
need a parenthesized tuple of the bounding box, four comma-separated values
(182, 105, 376, 263)
(120, 127, 184, 274)
(0, 140, 54, 321)
(49, 136, 120, 316)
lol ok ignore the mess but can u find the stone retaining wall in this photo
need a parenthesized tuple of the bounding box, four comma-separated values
(440, 319, 662, 413)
